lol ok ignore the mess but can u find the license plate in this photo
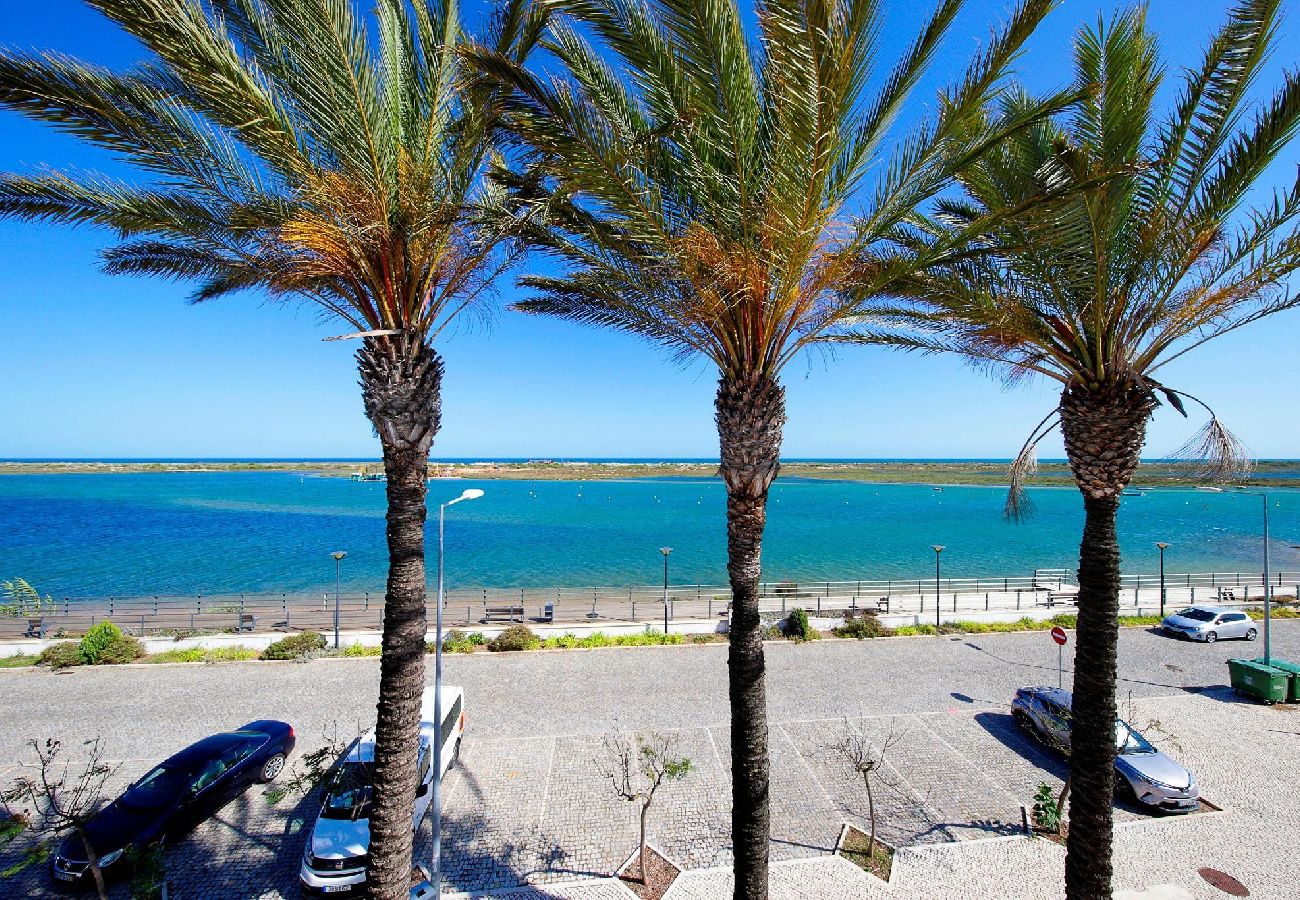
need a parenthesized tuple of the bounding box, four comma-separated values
(53, 870, 77, 882)
(323, 886, 353, 894)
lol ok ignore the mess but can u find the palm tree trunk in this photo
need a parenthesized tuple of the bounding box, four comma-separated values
(1059, 380, 1154, 900)
(357, 335, 443, 900)
(715, 372, 786, 900)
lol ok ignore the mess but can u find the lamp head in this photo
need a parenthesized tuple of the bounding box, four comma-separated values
(660, 547, 672, 556)
(331, 551, 347, 561)
(1155, 542, 1169, 551)
(447, 488, 485, 506)
(932, 545, 945, 554)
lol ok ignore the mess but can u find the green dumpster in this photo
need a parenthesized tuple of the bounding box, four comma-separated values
(1228, 659, 1289, 703)
(1253, 658, 1300, 702)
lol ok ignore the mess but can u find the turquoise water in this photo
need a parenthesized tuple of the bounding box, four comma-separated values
(0, 473, 1296, 597)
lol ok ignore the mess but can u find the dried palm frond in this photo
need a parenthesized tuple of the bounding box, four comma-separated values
(1005, 408, 1061, 521)
(1166, 416, 1255, 483)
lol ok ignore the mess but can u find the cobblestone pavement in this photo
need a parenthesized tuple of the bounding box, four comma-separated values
(1, 624, 1296, 898)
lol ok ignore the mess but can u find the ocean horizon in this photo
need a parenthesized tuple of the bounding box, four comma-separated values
(0, 471, 1295, 600)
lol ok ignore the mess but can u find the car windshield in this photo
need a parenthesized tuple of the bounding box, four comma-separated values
(322, 761, 372, 821)
(1176, 608, 1216, 622)
(1116, 720, 1155, 754)
(121, 764, 187, 809)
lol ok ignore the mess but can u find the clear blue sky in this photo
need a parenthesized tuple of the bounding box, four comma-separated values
(0, 0, 1296, 460)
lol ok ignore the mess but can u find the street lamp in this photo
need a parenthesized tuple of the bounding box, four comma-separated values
(1155, 542, 1169, 619)
(330, 551, 346, 650)
(1262, 494, 1274, 665)
(660, 547, 672, 635)
(932, 545, 945, 631)
(431, 487, 484, 897)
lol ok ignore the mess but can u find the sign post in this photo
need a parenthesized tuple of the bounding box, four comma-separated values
(1051, 625, 1068, 688)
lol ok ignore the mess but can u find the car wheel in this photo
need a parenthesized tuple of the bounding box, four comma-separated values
(258, 753, 287, 783)
(450, 739, 461, 770)
(1245, 628, 1258, 641)
(1203, 631, 1217, 643)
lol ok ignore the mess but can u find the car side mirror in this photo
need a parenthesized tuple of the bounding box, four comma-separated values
(415, 783, 429, 798)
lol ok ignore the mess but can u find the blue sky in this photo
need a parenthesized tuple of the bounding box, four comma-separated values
(0, 0, 1296, 460)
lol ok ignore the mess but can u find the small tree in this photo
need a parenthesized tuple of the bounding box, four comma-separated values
(1, 738, 116, 900)
(598, 732, 692, 883)
(0, 578, 52, 618)
(824, 720, 900, 860)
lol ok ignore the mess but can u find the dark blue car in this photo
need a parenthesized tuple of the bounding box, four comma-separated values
(49, 720, 295, 889)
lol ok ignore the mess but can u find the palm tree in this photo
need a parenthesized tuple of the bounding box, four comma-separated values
(467, 0, 1063, 894)
(837, 3, 1300, 897)
(0, 1, 541, 895)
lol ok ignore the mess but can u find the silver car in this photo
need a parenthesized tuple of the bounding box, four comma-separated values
(1161, 605, 1257, 643)
(1011, 686, 1198, 814)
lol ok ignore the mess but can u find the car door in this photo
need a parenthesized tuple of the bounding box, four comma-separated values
(1226, 613, 1250, 638)
(1037, 698, 1072, 749)
(413, 740, 433, 826)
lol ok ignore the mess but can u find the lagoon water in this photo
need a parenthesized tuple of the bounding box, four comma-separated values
(0, 472, 1296, 598)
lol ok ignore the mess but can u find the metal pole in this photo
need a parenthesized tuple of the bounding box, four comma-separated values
(432, 502, 446, 897)
(1156, 543, 1169, 619)
(1058, 643, 1063, 689)
(661, 548, 672, 635)
(331, 553, 346, 650)
(933, 546, 944, 631)
(1263, 495, 1272, 665)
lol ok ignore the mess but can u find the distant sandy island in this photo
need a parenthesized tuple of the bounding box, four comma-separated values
(1, 459, 1294, 487)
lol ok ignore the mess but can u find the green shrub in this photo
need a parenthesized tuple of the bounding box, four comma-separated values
(438, 630, 486, 653)
(786, 608, 812, 641)
(95, 633, 145, 664)
(488, 625, 538, 652)
(834, 614, 892, 640)
(613, 632, 683, 646)
(343, 642, 382, 657)
(261, 631, 327, 660)
(689, 632, 726, 644)
(38, 641, 85, 669)
(1032, 782, 1063, 834)
(80, 621, 126, 664)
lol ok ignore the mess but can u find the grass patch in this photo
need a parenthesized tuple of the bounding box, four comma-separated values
(342, 642, 382, 657)
(144, 645, 259, 664)
(539, 631, 685, 650)
(0, 654, 38, 668)
(1246, 605, 1300, 619)
(839, 825, 892, 881)
(0, 841, 50, 878)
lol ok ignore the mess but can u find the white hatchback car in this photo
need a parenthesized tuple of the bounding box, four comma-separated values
(300, 686, 465, 897)
(1161, 605, 1256, 643)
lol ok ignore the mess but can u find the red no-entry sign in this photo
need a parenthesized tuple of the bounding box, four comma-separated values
(1051, 625, 1068, 646)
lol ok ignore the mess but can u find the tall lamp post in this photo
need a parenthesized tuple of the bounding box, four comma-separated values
(932, 545, 945, 631)
(660, 547, 672, 635)
(1262, 494, 1273, 665)
(431, 488, 484, 897)
(330, 551, 346, 649)
(1155, 542, 1169, 619)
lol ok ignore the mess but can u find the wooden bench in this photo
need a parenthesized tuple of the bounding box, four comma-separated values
(482, 605, 524, 624)
(237, 613, 258, 632)
(24, 617, 47, 638)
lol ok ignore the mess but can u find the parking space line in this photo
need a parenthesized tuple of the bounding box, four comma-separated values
(774, 723, 834, 808)
(908, 713, 1023, 807)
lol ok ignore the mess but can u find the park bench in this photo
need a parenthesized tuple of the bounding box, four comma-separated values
(25, 617, 47, 638)
(539, 603, 554, 623)
(482, 605, 524, 624)
(237, 613, 258, 632)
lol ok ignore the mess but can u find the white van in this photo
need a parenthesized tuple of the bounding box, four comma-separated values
(300, 686, 465, 896)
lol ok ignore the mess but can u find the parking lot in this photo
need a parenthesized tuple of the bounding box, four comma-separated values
(2, 622, 1297, 898)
